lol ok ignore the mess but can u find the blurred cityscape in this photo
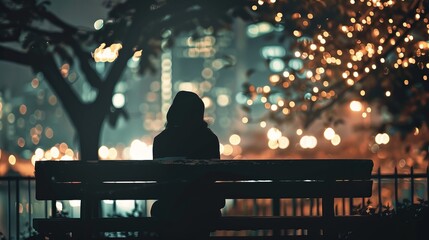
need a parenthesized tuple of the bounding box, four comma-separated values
(0, 0, 428, 239)
(0, 2, 427, 175)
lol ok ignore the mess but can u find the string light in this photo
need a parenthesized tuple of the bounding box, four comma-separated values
(5, 1, 429, 166)
(242, 0, 427, 153)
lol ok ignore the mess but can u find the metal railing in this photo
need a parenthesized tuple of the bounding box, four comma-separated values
(1, 166, 428, 240)
(0, 177, 46, 240)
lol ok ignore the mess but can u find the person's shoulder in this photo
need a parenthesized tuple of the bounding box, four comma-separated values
(206, 127, 217, 135)
(154, 129, 169, 141)
(205, 128, 219, 141)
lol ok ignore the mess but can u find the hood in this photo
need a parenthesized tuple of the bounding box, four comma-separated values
(166, 91, 206, 128)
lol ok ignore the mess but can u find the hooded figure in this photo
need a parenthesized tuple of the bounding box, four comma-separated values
(153, 91, 220, 159)
(151, 91, 224, 238)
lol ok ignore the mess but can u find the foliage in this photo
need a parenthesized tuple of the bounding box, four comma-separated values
(344, 198, 429, 240)
(239, 0, 429, 140)
(0, 0, 252, 159)
(352, 198, 429, 217)
(1, 0, 428, 159)
(103, 201, 155, 238)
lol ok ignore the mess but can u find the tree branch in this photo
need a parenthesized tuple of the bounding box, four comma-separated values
(100, 0, 242, 106)
(0, 24, 63, 37)
(98, 2, 156, 111)
(33, 51, 83, 119)
(99, 1, 192, 106)
(0, 44, 83, 125)
(67, 36, 103, 89)
(1, 23, 103, 89)
(37, 9, 78, 33)
(0, 45, 32, 66)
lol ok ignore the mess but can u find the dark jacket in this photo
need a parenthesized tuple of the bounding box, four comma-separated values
(153, 91, 220, 160)
(153, 126, 220, 159)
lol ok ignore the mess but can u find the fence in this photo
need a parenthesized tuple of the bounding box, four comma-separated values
(0, 177, 47, 240)
(1, 167, 428, 240)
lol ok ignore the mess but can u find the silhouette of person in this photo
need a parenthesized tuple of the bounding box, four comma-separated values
(151, 91, 224, 239)
(153, 90, 220, 160)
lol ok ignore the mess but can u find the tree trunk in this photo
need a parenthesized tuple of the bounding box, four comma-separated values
(74, 105, 104, 161)
(78, 123, 102, 161)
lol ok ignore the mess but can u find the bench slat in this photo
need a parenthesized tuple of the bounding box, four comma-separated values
(34, 216, 380, 233)
(36, 159, 373, 182)
(34, 159, 374, 238)
(36, 180, 372, 200)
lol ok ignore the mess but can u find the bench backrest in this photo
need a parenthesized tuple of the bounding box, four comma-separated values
(35, 159, 373, 201)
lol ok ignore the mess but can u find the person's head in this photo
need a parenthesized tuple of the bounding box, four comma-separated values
(166, 91, 207, 128)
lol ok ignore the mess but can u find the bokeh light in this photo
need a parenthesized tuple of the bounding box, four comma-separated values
(299, 135, 317, 149)
(112, 93, 125, 108)
(350, 101, 363, 112)
(323, 128, 336, 140)
(229, 134, 241, 145)
(375, 133, 390, 145)
(267, 127, 282, 141)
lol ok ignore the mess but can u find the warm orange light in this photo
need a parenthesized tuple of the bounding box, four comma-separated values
(93, 43, 123, 62)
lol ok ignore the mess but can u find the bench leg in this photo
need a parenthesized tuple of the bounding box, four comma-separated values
(81, 198, 101, 239)
(322, 195, 336, 238)
(272, 197, 280, 237)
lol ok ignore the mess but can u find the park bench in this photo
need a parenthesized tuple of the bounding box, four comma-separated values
(33, 159, 373, 239)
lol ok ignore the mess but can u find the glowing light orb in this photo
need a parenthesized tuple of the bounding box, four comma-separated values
(229, 134, 241, 145)
(112, 93, 125, 108)
(50, 147, 60, 159)
(35, 148, 44, 159)
(267, 127, 282, 141)
(93, 19, 104, 30)
(130, 139, 149, 160)
(56, 202, 63, 212)
(217, 94, 230, 107)
(299, 135, 317, 149)
(261, 46, 286, 59)
(350, 100, 362, 112)
(331, 134, 341, 146)
(268, 140, 279, 149)
(278, 136, 290, 149)
(324, 128, 336, 140)
(98, 146, 109, 159)
(269, 58, 285, 72)
(8, 155, 16, 165)
(93, 43, 123, 62)
(375, 133, 390, 145)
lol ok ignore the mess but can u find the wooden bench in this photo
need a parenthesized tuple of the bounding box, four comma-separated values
(34, 159, 373, 239)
